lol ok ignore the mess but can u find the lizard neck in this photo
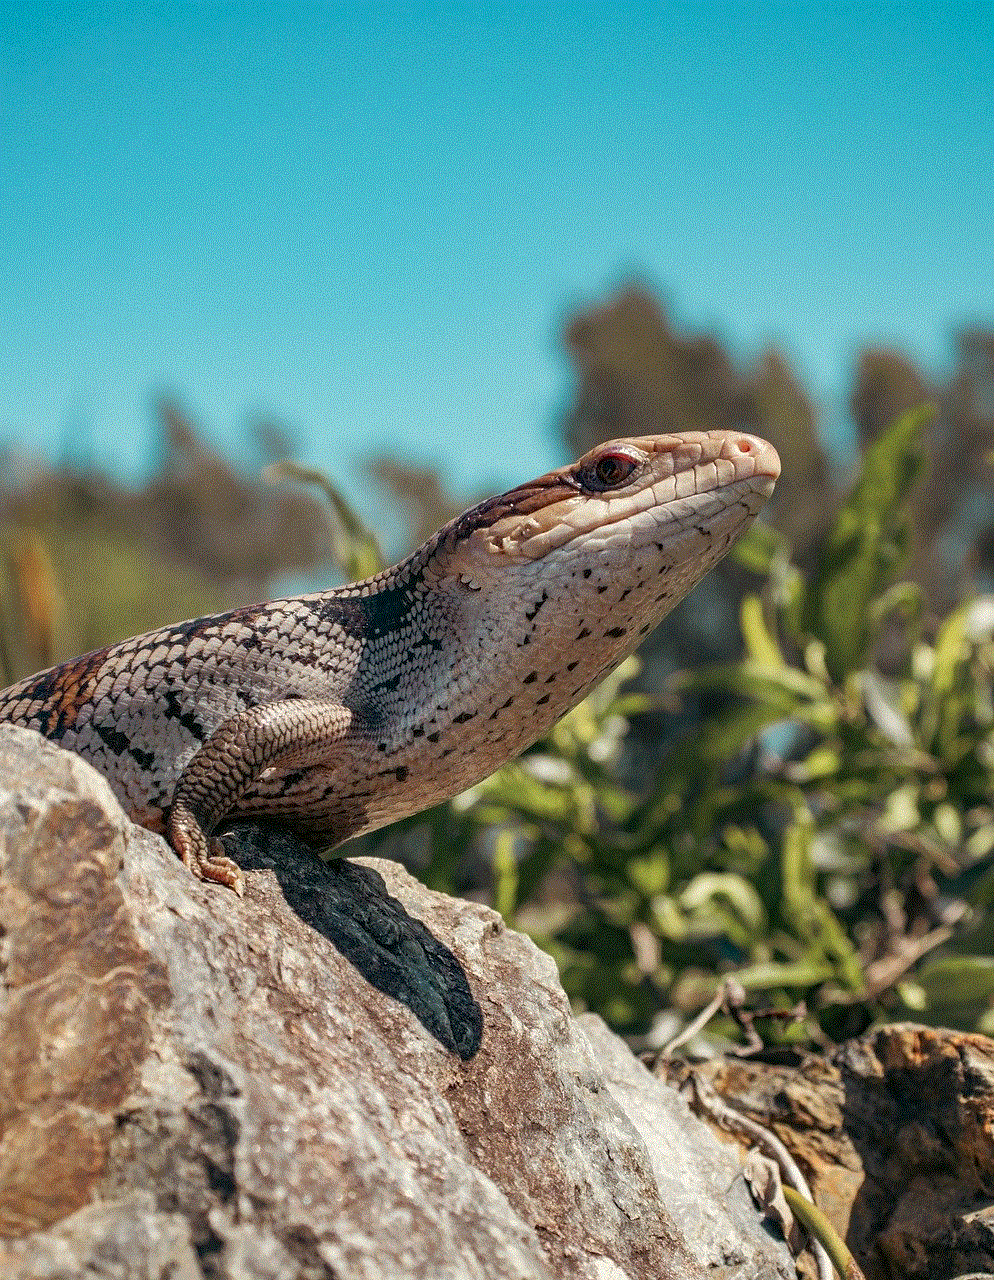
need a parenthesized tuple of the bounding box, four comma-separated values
(336, 518, 696, 797)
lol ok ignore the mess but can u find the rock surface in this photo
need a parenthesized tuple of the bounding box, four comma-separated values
(675, 1024, 994, 1280)
(0, 725, 793, 1280)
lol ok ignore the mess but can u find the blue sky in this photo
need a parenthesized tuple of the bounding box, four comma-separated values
(2, 2, 992, 512)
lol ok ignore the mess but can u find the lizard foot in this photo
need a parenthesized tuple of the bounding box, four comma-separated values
(168, 806, 245, 896)
(187, 838, 245, 897)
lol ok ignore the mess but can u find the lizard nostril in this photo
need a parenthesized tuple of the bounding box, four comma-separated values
(735, 439, 753, 454)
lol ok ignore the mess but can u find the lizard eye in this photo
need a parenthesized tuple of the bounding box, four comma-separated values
(580, 451, 640, 492)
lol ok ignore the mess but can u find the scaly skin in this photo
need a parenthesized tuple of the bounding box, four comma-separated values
(0, 431, 780, 892)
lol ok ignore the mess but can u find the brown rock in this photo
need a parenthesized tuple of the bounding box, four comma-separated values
(0, 757, 170, 1237)
(678, 1024, 994, 1279)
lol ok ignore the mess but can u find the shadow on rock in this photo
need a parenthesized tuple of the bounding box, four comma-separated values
(222, 823, 483, 1061)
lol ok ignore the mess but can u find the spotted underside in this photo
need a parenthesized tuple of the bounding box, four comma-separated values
(0, 429, 780, 889)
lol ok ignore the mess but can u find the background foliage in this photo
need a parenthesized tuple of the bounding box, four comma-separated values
(3, 287, 993, 1048)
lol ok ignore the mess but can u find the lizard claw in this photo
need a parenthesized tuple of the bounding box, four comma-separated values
(168, 805, 245, 895)
(191, 839, 245, 896)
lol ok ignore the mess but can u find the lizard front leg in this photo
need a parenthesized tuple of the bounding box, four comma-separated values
(166, 699, 353, 894)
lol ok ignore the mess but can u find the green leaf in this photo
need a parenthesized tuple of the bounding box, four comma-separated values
(732, 959, 837, 990)
(932, 604, 970, 702)
(861, 670, 915, 748)
(627, 853, 670, 897)
(740, 594, 785, 669)
(691, 704, 798, 763)
(492, 829, 519, 919)
(680, 872, 768, 937)
(917, 957, 994, 1009)
(264, 460, 386, 581)
(683, 663, 838, 756)
(779, 815, 863, 990)
(730, 521, 789, 574)
(870, 580, 924, 629)
(922, 602, 973, 763)
(802, 404, 931, 681)
(792, 745, 840, 782)
(687, 660, 831, 706)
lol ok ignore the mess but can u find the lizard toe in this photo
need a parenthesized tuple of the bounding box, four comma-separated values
(192, 838, 245, 896)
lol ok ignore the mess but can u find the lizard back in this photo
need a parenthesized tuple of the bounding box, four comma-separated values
(0, 430, 780, 854)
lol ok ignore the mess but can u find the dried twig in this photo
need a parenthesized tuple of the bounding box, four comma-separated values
(657, 988, 726, 1058)
(686, 1069, 834, 1280)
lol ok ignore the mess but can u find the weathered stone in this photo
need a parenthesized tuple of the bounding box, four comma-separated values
(0, 725, 793, 1279)
(680, 1023, 994, 1279)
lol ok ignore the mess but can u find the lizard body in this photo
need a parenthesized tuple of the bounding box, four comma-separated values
(0, 431, 779, 892)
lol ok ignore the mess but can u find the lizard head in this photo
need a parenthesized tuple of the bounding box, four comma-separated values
(437, 431, 780, 585)
(355, 432, 780, 768)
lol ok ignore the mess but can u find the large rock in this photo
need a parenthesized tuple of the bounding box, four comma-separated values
(0, 726, 792, 1280)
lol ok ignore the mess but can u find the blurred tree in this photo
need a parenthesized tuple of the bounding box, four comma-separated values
(149, 400, 331, 599)
(851, 349, 942, 600)
(368, 458, 464, 553)
(852, 332, 994, 606)
(564, 287, 750, 447)
(0, 401, 339, 668)
(941, 330, 994, 593)
(0, 531, 63, 682)
(851, 349, 931, 448)
(749, 346, 831, 557)
(251, 415, 299, 466)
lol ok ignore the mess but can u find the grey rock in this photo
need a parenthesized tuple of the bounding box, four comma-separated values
(0, 725, 795, 1279)
(578, 1016, 792, 1278)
